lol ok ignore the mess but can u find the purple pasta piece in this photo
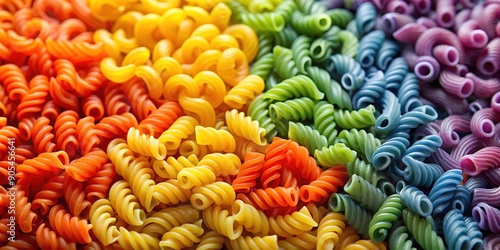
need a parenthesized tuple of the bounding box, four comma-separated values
(394, 23, 428, 45)
(471, 187, 500, 207)
(454, 8, 472, 31)
(484, 124, 500, 147)
(378, 13, 415, 35)
(469, 99, 490, 113)
(432, 45, 460, 66)
(472, 202, 500, 233)
(464, 175, 490, 190)
(466, 72, 500, 98)
(476, 38, 500, 76)
(386, 0, 413, 14)
(496, 22, 500, 37)
(411, 0, 432, 15)
(459, 0, 480, 8)
(458, 20, 489, 48)
(414, 55, 441, 81)
(420, 85, 469, 115)
(413, 120, 442, 141)
(414, 27, 465, 62)
(450, 134, 484, 160)
(319, 0, 345, 9)
(470, 108, 500, 138)
(470, 3, 485, 21)
(439, 69, 475, 98)
(484, 0, 500, 5)
(483, 233, 500, 250)
(402, 45, 419, 69)
(439, 115, 472, 148)
(460, 146, 500, 176)
(435, 0, 455, 28)
(483, 167, 500, 186)
(430, 148, 461, 171)
(452, 64, 469, 77)
(491, 91, 500, 112)
(417, 17, 438, 29)
(477, 3, 500, 39)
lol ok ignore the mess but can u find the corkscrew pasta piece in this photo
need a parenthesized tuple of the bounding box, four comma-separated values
(225, 109, 267, 145)
(195, 126, 236, 152)
(131, 205, 200, 238)
(159, 116, 199, 151)
(317, 212, 346, 250)
(202, 205, 243, 240)
(191, 181, 236, 210)
(159, 220, 204, 249)
(48, 204, 93, 244)
(108, 180, 146, 226)
(152, 154, 199, 179)
(127, 127, 167, 160)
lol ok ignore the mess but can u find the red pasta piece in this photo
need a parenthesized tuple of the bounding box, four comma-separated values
(32, 174, 65, 215)
(0, 126, 20, 153)
(282, 140, 322, 185)
(299, 166, 349, 203)
(0, 218, 10, 244)
(121, 78, 157, 121)
(82, 94, 104, 121)
(6, 30, 44, 55)
(75, 62, 105, 97)
(260, 137, 291, 189)
(31, 116, 56, 154)
(15, 190, 39, 233)
(232, 151, 265, 193)
(138, 101, 184, 137)
(237, 186, 299, 210)
(41, 100, 60, 120)
(15, 151, 68, 176)
(95, 112, 138, 141)
(45, 37, 106, 63)
(76, 116, 99, 155)
(101, 81, 131, 116)
(264, 205, 298, 217)
(17, 116, 36, 141)
(16, 75, 49, 122)
(27, 46, 53, 76)
(48, 77, 79, 111)
(280, 167, 299, 189)
(63, 175, 92, 219)
(84, 162, 116, 202)
(35, 223, 77, 250)
(48, 204, 93, 244)
(66, 149, 108, 182)
(0, 64, 29, 101)
(54, 110, 79, 157)
(1, 233, 38, 249)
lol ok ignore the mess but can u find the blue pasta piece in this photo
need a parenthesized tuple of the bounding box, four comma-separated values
(325, 54, 365, 91)
(463, 216, 484, 250)
(387, 105, 438, 138)
(402, 135, 443, 161)
(451, 185, 471, 213)
(352, 70, 386, 109)
(402, 156, 443, 189)
(428, 169, 463, 217)
(375, 90, 401, 133)
(443, 209, 470, 250)
(357, 30, 385, 68)
(397, 181, 433, 217)
(464, 175, 490, 191)
(376, 40, 401, 70)
(329, 193, 372, 238)
(371, 132, 410, 170)
(355, 2, 377, 35)
(365, 66, 379, 78)
(398, 73, 423, 113)
(385, 57, 409, 92)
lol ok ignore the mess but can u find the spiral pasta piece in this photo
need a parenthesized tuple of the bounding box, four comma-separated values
(369, 194, 404, 243)
(402, 209, 446, 250)
(195, 126, 236, 152)
(224, 75, 265, 109)
(152, 180, 192, 206)
(127, 127, 167, 160)
(268, 206, 318, 237)
(159, 220, 204, 249)
(191, 181, 236, 210)
(237, 187, 298, 211)
(89, 199, 120, 246)
(159, 116, 199, 151)
(231, 199, 270, 236)
(225, 109, 266, 145)
(299, 167, 348, 203)
(232, 151, 265, 193)
(203, 205, 243, 240)
(314, 143, 357, 168)
(108, 180, 146, 226)
(48, 204, 92, 244)
(199, 153, 240, 176)
(329, 193, 372, 238)
(177, 166, 217, 189)
(263, 75, 324, 102)
(316, 212, 346, 250)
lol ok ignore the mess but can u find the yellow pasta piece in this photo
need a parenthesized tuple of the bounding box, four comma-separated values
(135, 65, 163, 100)
(179, 139, 210, 158)
(152, 39, 175, 62)
(195, 71, 226, 108)
(198, 153, 241, 176)
(224, 74, 265, 109)
(113, 29, 139, 54)
(306, 203, 330, 224)
(117, 226, 160, 250)
(202, 205, 242, 240)
(127, 127, 167, 160)
(231, 200, 270, 236)
(183, 6, 211, 27)
(152, 154, 199, 179)
(344, 239, 387, 250)
(89, 199, 120, 246)
(191, 24, 221, 42)
(227, 235, 279, 250)
(122, 46, 150, 66)
(225, 109, 267, 145)
(278, 231, 317, 250)
(269, 206, 318, 237)
(163, 74, 200, 101)
(223, 24, 259, 63)
(159, 220, 204, 250)
(93, 29, 121, 61)
(152, 179, 192, 205)
(133, 13, 162, 50)
(191, 182, 235, 210)
(335, 226, 361, 250)
(210, 2, 232, 31)
(140, 0, 181, 15)
(109, 180, 146, 226)
(317, 212, 347, 250)
(216, 47, 249, 86)
(181, 36, 211, 64)
(192, 49, 222, 75)
(195, 126, 235, 152)
(153, 56, 183, 82)
(197, 231, 225, 250)
(210, 34, 239, 51)
(100, 57, 136, 83)
(177, 166, 217, 189)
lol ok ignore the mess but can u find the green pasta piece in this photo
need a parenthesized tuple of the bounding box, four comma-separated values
(239, 12, 286, 32)
(314, 143, 357, 167)
(338, 30, 359, 58)
(333, 105, 376, 129)
(250, 53, 274, 80)
(369, 194, 404, 242)
(272, 45, 299, 79)
(338, 128, 381, 162)
(306, 66, 352, 110)
(273, 26, 298, 47)
(345, 19, 361, 39)
(291, 36, 312, 74)
(319, 25, 341, 48)
(256, 32, 274, 60)
(344, 174, 387, 212)
(268, 97, 315, 137)
(326, 9, 354, 29)
(265, 72, 280, 91)
(313, 101, 338, 146)
(227, 0, 247, 19)
(309, 38, 333, 63)
(294, 0, 326, 14)
(273, 0, 298, 23)
(290, 11, 332, 36)
(263, 75, 324, 102)
(402, 209, 446, 250)
(389, 222, 418, 250)
(247, 95, 277, 142)
(346, 158, 395, 195)
(329, 193, 372, 238)
(288, 121, 327, 156)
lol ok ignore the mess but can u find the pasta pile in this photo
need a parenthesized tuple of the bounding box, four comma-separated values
(0, 0, 500, 249)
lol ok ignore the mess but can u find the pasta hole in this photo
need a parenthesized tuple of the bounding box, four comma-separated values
(193, 197, 205, 209)
(395, 181, 405, 193)
(460, 157, 477, 175)
(441, 13, 452, 24)
(379, 119, 389, 129)
(372, 155, 391, 170)
(472, 32, 486, 45)
(416, 64, 431, 77)
(451, 132, 460, 142)
(394, 6, 405, 14)
(461, 80, 474, 97)
(382, 18, 394, 31)
(417, 0, 428, 10)
(312, 46, 322, 56)
(318, 17, 329, 27)
(361, 56, 373, 67)
(446, 49, 458, 65)
(481, 61, 496, 74)
(482, 121, 494, 134)
(420, 199, 432, 216)
(179, 175, 190, 186)
(493, 93, 500, 105)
